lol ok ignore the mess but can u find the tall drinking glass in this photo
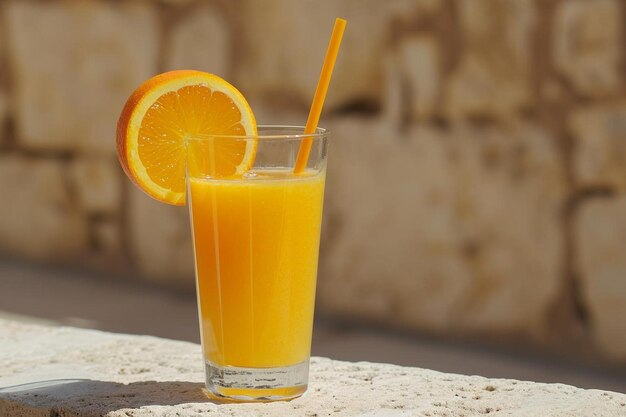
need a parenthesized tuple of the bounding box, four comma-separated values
(186, 126, 328, 401)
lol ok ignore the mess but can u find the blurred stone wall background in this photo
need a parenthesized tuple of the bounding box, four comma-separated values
(0, 0, 624, 362)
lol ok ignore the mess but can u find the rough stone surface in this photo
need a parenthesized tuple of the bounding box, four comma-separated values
(127, 185, 194, 287)
(235, 0, 438, 110)
(5, 1, 158, 153)
(70, 156, 122, 215)
(445, 0, 534, 119)
(554, 0, 623, 97)
(398, 35, 440, 120)
(1, 321, 624, 417)
(320, 118, 564, 335)
(576, 197, 626, 359)
(0, 156, 87, 261)
(570, 104, 626, 191)
(164, 5, 230, 76)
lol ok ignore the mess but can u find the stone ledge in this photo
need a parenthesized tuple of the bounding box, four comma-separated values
(0, 320, 624, 417)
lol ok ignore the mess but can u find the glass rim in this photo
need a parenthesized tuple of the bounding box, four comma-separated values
(186, 125, 329, 141)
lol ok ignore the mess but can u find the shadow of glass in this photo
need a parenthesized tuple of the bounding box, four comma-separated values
(0, 378, 214, 413)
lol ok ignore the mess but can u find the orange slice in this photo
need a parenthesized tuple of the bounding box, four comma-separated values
(116, 70, 257, 205)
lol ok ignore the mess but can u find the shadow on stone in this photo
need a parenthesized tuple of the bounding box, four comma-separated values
(0, 378, 214, 413)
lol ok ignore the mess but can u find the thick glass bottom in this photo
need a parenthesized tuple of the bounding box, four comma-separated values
(204, 360, 309, 402)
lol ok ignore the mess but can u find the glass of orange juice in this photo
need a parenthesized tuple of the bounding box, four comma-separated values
(186, 125, 328, 402)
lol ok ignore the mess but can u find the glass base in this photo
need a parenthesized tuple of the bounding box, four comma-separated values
(204, 360, 309, 402)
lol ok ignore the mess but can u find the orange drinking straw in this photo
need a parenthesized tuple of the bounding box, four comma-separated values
(294, 18, 347, 174)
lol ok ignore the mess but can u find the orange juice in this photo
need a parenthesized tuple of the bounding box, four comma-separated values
(189, 169, 325, 369)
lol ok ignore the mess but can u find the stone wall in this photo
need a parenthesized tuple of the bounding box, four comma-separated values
(0, 1, 624, 361)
